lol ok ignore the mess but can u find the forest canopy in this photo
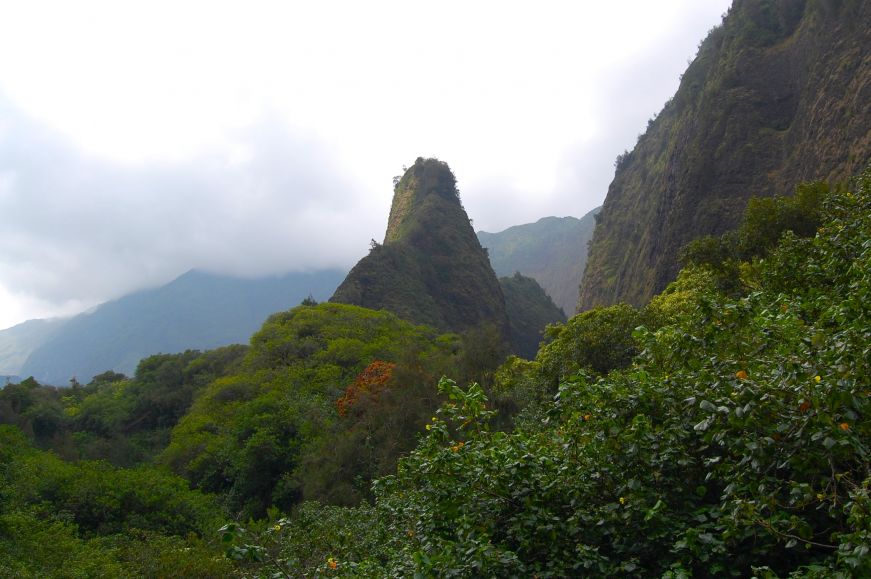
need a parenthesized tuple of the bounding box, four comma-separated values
(0, 168, 869, 576)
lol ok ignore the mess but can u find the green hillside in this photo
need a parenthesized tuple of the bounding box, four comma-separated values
(1, 168, 868, 577)
(499, 272, 566, 359)
(18, 269, 345, 385)
(332, 158, 510, 337)
(0, 0, 869, 574)
(478, 208, 599, 316)
(214, 167, 871, 578)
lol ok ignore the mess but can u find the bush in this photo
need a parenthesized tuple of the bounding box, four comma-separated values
(231, 169, 870, 577)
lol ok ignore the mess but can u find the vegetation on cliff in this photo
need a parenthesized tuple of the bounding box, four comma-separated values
(221, 167, 871, 578)
(579, 0, 870, 310)
(499, 272, 567, 360)
(331, 158, 510, 339)
(1, 167, 868, 576)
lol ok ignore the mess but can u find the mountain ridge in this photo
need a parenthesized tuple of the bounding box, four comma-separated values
(477, 208, 599, 315)
(16, 268, 345, 384)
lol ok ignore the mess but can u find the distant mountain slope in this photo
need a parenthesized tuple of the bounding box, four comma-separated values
(499, 273, 567, 359)
(331, 157, 510, 337)
(19, 269, 345, 385)
(0, 318, 67, 379)
(477, 209, 599, 316)
(579, 0, 871, 310)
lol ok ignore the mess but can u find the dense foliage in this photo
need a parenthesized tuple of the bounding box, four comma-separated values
(223, 170, 870, 576)
(0, 346, 245, 464)
(0, 169, 867, 577)
(0, 426, 232, 577)
(680, 180, 828, 294)
(161, 303, 460, 515)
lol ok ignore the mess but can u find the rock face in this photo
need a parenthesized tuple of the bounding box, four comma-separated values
(579, 0, 871, 310)
(478, 209, 599, 316)
(331, 157, 510, 337)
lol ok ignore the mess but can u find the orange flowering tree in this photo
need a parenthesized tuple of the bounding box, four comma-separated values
(336, 361, 397, 417)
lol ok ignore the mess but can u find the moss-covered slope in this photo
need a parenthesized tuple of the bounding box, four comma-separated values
(499, 273, 566, 359)
(579, 0, 870, 310)
(331, 158, 510, 337)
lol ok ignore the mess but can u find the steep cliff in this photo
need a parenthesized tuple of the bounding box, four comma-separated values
(331, 158, 510, 336)
(579, 0, 870, 310)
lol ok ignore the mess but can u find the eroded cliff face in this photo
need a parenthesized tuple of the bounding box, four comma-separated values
(579, 0, 870, 310)
(331, 157, 510, 337)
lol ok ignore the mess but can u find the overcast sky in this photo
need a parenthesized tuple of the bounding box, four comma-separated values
(0, 0, 732, 330)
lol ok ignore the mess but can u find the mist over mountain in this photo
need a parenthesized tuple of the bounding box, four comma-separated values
(477, 208, 599, 316)
(16, 269, 345, 385)
(0, 318, 67, 381)
(580, 0, 871, 309)
(2, 1, 870, 576)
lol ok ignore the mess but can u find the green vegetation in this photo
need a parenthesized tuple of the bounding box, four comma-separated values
(332, 157, 511, 338)
(0, 347, 245, 464)
(580, 0, 870, 310)
(499, 272, 566, 359)
(219, 170, 871, 576)
(477, 210, 599, 316)
(161, 302, 461, 515)
(680, 180, 828, 296)
(0, 169, 868, 576)
(0, 426, 232, 577)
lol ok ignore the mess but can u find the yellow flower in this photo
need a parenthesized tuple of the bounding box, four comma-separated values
(327, 557, 337, 570)
(619, 497, 626, 505)
(735, 370, 748, 380)
(816, 493, 825, 500)
(814, 375, 821, 383)
(425, 424, 432, 431)
(273, 524, 282, 532)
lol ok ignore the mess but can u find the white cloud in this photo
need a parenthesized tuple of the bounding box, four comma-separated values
(0, 0, 731, 328)
(0, 101, 378, 318)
